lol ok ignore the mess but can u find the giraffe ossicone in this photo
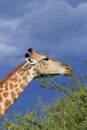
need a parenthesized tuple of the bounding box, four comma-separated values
(0, 48, 72, 117)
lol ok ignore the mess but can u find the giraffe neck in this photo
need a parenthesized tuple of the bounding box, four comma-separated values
(0, 62, 36, 117)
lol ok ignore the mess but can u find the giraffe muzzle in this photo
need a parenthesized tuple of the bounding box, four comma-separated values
(64, 66, 73, 76)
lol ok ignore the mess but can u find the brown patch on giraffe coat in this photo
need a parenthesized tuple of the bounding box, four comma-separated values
(5, 87, 9, 91)
(0, 90, 3, 93)
(20, 83, 25, 89)
(13, 97, 17, 101)
(15, 88, 19, 92)
(0, 95, 3, 102)
(14, 84, 18, 88)
(4, 99, 11, 108)
(33, 68, 37, 72)
(0, 86, 4, 89)
(21, 77, 28, 83)
(22, 76, 27, 81)
(25, 71, 30, 75)
(11, 91, 16, 98)
(0, 112, 3, 117)
(10, 83, 14, 89)
(0, 105, 2, 110)
(18, 78, 21, 83)
(3, 92, 9, 98)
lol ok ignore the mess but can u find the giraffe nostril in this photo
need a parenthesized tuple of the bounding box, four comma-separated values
(66, 67, 69, 70)
(65, 66, 72, 71)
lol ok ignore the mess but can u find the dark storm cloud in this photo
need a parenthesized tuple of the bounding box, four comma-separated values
(0, 0, 87, 64)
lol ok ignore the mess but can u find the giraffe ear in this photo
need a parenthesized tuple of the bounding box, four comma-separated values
(25, 53, 29, 58)
(26, 58, 37, 65)
(28, 48, 33, 53)
(28, 48, 37, 55)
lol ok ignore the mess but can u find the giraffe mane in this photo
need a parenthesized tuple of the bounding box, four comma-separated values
(0, 62, 26, 84)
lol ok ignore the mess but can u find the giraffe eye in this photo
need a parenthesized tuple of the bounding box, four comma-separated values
(28, 59, 33, 63)
(43, 57, 49, 61)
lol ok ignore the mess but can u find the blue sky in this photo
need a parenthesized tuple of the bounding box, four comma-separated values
(0, 0, 87, 119)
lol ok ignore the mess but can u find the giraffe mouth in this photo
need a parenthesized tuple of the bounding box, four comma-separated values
(40, 72, 72, 78)
(40, 74, 60, 78)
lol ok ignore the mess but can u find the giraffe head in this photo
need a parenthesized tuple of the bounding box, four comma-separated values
(25, 48, 72, 77)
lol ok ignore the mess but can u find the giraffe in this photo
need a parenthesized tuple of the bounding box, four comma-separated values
(0, 48, 72, 117)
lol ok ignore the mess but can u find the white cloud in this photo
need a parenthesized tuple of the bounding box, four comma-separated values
(0, 44, 22, 67)
(0, 44, 16, 54)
